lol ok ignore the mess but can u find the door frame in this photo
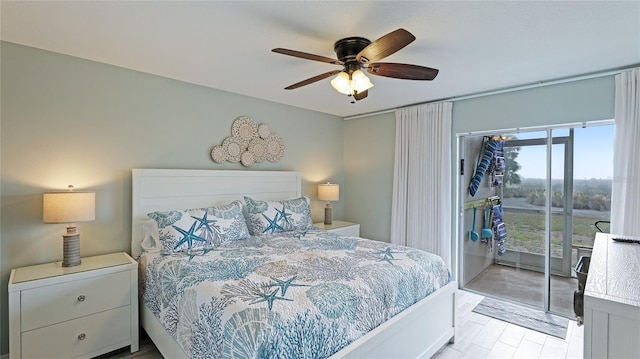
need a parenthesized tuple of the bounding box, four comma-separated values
(495, 132, 574, 277)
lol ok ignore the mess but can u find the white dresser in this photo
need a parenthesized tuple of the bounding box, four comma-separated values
(8, 252, 139, 359)
(314, 220, 360, 237)
(584, 233, 640, 359)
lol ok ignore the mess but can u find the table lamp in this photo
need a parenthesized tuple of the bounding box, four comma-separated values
(43, 186, 95, 267)
(318, 182, 339, 225)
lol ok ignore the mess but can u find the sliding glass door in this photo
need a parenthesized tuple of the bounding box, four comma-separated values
(499, 130, 573, 315)
(461, 124, 613, 318)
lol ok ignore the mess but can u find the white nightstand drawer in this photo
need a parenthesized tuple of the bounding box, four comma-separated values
(328, 225, 360, 237)
(21, 270, 130, 331)
(314, 221, 360, 237)
(22, 305, 131, 359)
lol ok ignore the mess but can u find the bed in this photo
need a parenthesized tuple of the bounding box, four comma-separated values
(132, 168, 456, 359)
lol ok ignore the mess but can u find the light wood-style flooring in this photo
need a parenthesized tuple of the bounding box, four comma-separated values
(96, 335, 161, 359)
(102, 290, 583, 359)
(432, 290, 584, 359)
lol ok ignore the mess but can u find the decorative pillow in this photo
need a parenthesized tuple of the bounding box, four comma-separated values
(244, 196, 314, 235)
(147, 200, 249, 252)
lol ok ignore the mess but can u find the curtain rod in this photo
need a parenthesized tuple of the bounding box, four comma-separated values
(454, 119, 615, 138)
(342, 65, 639, 121)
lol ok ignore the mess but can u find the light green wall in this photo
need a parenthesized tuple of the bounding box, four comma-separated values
(343, 76, 616, 282)
(0, 41, 344, 354)
(343, 112, 395, 241)
(452, 76, 615, 134)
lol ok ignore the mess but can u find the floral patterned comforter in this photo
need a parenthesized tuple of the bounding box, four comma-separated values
(140, 229, 451, 359)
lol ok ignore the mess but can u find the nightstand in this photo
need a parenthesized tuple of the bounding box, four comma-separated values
(314, 220, 360, 237)
(8, 252, 139, 359)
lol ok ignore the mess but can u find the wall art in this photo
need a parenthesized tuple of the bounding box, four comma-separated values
(211, 116, 285, 167)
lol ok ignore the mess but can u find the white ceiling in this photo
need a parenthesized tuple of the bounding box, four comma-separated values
(2, 1, 639, 118)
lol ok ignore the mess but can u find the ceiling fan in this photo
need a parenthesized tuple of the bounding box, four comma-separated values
(272, 28, 439, 103)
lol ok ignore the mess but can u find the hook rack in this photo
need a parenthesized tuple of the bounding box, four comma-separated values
(464, 198, 488, 210)
(463, 196, 501, 210)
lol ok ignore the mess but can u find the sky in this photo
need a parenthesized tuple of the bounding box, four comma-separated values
(507, 125, 614, 180)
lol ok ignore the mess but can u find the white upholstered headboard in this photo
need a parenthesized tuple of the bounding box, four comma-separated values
(131, 169, 302, 258)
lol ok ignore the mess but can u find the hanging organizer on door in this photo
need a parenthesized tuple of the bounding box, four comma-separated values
(490, 140, 506, 188)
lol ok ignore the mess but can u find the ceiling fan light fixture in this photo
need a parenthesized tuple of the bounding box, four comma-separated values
(274, 28, 439, 101)
(330, 71, 352, 95)
(351, 70, 374, 92)
(331, 70, 374, 96)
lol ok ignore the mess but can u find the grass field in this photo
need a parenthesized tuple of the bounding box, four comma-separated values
(503, 211, 609, 259)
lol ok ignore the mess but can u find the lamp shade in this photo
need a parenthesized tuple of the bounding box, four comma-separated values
(318, 183, 339, 202)
(43, 191, 95, 223)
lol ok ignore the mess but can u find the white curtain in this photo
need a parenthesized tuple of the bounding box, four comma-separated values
(611, 69, 640, 237)
(391, 102, 452, 267)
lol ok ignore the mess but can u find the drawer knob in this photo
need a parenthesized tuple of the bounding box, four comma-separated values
(78, 333, 86, 341)
(77, 295, 86, 302)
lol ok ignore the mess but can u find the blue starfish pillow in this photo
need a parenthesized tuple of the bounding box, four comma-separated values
(147, 200, 249, 252)
(244, 196, 314, 236)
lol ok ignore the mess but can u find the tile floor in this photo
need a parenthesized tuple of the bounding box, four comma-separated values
(432, 290, 584, 359)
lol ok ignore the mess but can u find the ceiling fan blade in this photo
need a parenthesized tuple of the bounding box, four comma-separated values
(284, 70, 341, 90)
(356, 28, 415, 63)
(366, 62, 439, 80)
(272, 48, 343, 65)
(353, 90, 368, 101)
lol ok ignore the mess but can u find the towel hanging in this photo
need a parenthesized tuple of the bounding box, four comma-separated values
(469, 137, 499, 196)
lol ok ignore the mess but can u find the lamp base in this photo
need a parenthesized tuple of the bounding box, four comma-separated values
(324, 203, 332, 225)
(62, 232, 81, 267)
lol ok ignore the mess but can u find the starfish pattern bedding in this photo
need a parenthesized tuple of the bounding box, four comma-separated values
(140, 229, 450, 359)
